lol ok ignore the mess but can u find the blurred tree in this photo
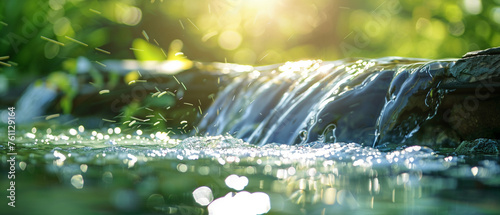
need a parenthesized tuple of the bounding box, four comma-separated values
(1, 0, 499, 83)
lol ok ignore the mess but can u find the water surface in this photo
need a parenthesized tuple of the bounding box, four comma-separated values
(2, 126, 500, 215)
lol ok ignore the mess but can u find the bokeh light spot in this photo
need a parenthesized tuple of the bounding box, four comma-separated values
(463, 0, 482, 15)
(233, 48, 257, 65)
(218, 30, 242, 51)
(116, 4, 142, 26)
(193, 186, 214, 206)
(492, 7, 500, 24)
(53, 17, 72, 36)
(71, 174, 84, 189)
(44, 42, 60, 59)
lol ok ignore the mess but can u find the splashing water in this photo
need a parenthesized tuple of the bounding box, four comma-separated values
(4, 55, 500, 214)
(3, 125, 500, 214)
(198, 58, 454, 147)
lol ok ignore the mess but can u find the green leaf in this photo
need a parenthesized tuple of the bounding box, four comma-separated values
(132, 38, 166, 61)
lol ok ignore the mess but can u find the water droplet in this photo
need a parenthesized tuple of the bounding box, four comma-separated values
(322, 124, 336, 143)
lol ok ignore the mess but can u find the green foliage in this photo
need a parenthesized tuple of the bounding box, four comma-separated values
(132, 38, 166, 61)
(46, 71, 77, 114)
(1, 0, 499, 113)
(2, 0, 499, 76)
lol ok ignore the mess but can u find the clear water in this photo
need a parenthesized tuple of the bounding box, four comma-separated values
(2, 126, 500, 215)
(3, 57, 500, 214)
(197, 58, 457, 147)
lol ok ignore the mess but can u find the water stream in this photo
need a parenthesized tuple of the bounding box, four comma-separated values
(198, 58, 454, 147)
(2, 57, 500, 215)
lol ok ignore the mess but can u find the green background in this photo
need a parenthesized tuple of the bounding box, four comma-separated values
(1, 0, 499, 90)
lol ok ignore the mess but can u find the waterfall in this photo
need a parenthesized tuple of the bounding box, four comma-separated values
(198, 58, 456, 146)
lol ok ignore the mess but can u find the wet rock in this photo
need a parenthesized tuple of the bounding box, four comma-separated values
(401, 121, 461, 148)
(450, 47, 500, 83)
(380, 47, 500, 149)
(438, 47, 500, 142)
(455, 138, 500, 155)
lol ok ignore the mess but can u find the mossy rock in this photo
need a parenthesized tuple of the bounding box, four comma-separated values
(455, 138, 500, 155)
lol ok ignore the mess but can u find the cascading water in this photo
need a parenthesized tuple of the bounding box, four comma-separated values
(4, 48, 500, 215)
(198, 58, 456, 147)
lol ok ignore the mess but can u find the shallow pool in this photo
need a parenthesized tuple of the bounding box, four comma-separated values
(2, 126, 500, 215)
